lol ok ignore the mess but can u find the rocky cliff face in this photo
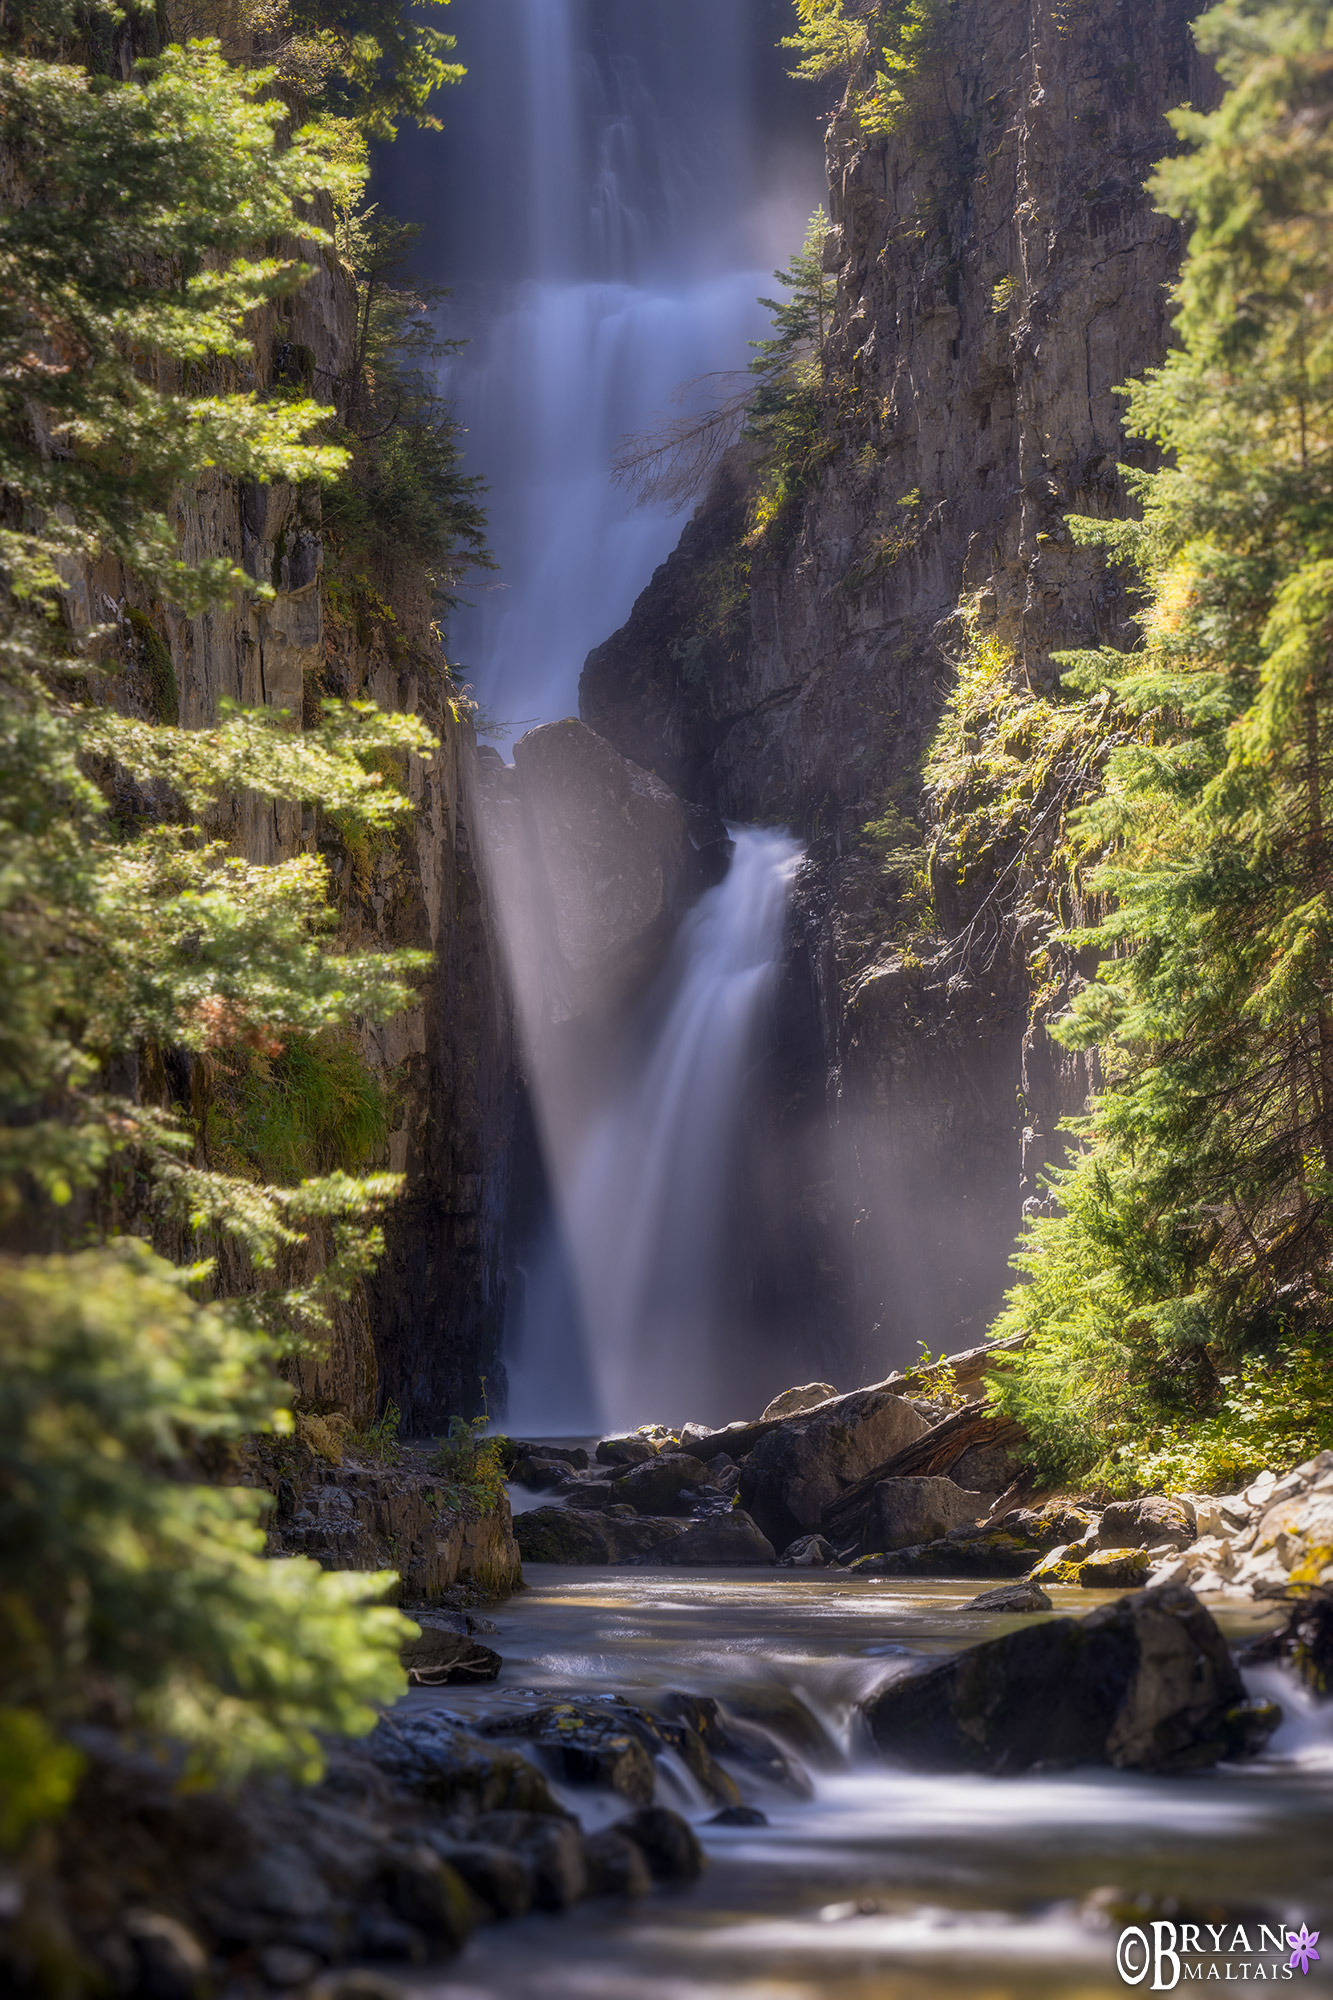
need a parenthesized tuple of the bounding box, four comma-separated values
(95, 210, 517, 1433)
(582, 0, 1215, 1374)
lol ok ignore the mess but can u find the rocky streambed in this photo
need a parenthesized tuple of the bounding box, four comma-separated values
(15, 1354, 1333, 2000)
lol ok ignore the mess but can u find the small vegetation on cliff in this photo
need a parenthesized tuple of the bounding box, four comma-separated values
(0, 8, 467, 1848)
(783, 0, 958, 135)
(989, 0, 1333, 1492)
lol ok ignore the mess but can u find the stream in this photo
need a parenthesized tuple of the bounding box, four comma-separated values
(405, 1566, 1331, 1999)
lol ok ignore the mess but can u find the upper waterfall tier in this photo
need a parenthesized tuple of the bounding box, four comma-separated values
(377, 0, 822, 731)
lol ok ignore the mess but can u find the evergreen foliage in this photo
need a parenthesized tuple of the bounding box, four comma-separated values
(990, 0, 1333, 1490)
(783, 0, 957, 134)
(324, 177, 490, 630)
(745, 209, 839, 548)
(0, 24, 460, 1840)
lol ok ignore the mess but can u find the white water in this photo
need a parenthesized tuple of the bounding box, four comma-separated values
(411, 1570, 1333, 2000)
(504, 828, 803, 1436)
(433, 0, 820, 729)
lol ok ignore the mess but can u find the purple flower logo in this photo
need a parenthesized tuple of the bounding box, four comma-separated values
(1288, 1926, 1321, 1975)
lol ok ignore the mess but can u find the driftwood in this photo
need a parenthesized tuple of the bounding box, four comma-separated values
(820, 1403, 1027, 1542)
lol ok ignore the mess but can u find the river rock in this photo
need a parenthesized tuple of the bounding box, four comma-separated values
(582, 1828, 654, 1898)
(868, 1476, 987, 1552)
(1099, 1496, 1196, 1551)
(596, 1435, 659, 1467)
(514, 1506, 613, 1563)
(426, 1841, 533, 1921)
(614, 1806, 705, 1883)
(761, 1382, 837, 1422)
(367, 1713, 562, 1816)
(560, 1479, 620, 1510)
(481, 1704, 657, 1805)
(779, 1533, 842, 1567)
(656, 1510, 777, 1565)
(738, 1389, 929, 1550)
(967, 1579, 1053, 1612)
(509, 1456, 569, 1491)
(852, 1526, 1034, 1578)
(864, 1584, 1277, 1774)
(1242, 1586, 1333, 1693)
(469, 1812, 588, 1911)
(380, 1847, 478, 1955)
(613, 1452, 712, 1514)
(1079, 1548, 1153, 1589)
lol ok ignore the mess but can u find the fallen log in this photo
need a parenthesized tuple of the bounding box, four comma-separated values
(821, 1403, 1027, 1543)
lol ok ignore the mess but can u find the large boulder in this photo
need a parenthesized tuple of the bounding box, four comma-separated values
(657, 1511, 776, 1565)
(868, 1476, 986, 1552)
(738, 1388, 928, 1550)
(612, 1453, 712, 1515)
(1099, 1496, 1196, 1551)
(761, 1383, 837, 1422)
(514, 1506, 613, 1564)
(864, 1585, 1278, 1774)
(513, 1506, 682, 1564)
(851, 1526, 1034, 1578)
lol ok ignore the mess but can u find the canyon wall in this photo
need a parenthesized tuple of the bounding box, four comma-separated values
(88, 160, 516, 1432)
(582, 0, 1215, 1378)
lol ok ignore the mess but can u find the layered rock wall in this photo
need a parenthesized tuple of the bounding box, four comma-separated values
(582, 0, 1214, 1373)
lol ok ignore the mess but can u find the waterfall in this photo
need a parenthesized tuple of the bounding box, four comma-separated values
(505, 828, 803, 1435)
(395, 0, 820, 730)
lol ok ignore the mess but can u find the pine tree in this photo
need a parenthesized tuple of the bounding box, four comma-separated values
(0, 31, 459, 1842)
(991, 0, 1333, 1489)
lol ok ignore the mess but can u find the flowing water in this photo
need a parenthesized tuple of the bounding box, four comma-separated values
(406, 1567, 1331, 1999)
(504, 828, 805, 1438)
(378, 0, 821, 729)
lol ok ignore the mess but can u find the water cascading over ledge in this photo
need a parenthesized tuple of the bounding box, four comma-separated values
(377, 0, 822, 729)
(472, 720, 807, 1434)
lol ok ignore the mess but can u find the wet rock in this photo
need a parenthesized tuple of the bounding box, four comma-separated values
(1028, 1543, 1091, 1586)
(761, 1382, 837, 1422)
(853, 1528, 1034, 1578)
(353, 1912, 424, 1963)
(864, 1584, 1278, 1774)
(868, 1476, 986, 1552)
(607, 1515, 688, 1559)
(709, 1805, 768, 1826)
(424, 1841, 532, 1920)
(481, 1703, 657, 1805)
(1099, 1497, 1195, 1551)
(560, 1479, 620, 1511)
(967, 1580, 1053, 1613)
(400, 1627, 501, 1687)
(612, 1452, 712, 1515)
(1001, 1501, 1097, 1548)
(508, 1456, 570, 1492)
(513, 1506, 612, 1563)
(1079, 1549, 1153, 1590)
(507, 1441, 589, 1471)
(582, 1829, 654, 1899)
(124, 1910, 210, 2000)
(779, 1533, 842, 1567)
(470, 1813, 588, 1911)
(657, 1510, 776, 1565)
(739, 1389, 929, 1550)
(615, 1807, 705, 1883)
(596, 1436, 659, 1467)
(1242, 1586, 1333, 1693)
(366, 1713, 561, 1816)
(380, 1847, 477, 1954)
